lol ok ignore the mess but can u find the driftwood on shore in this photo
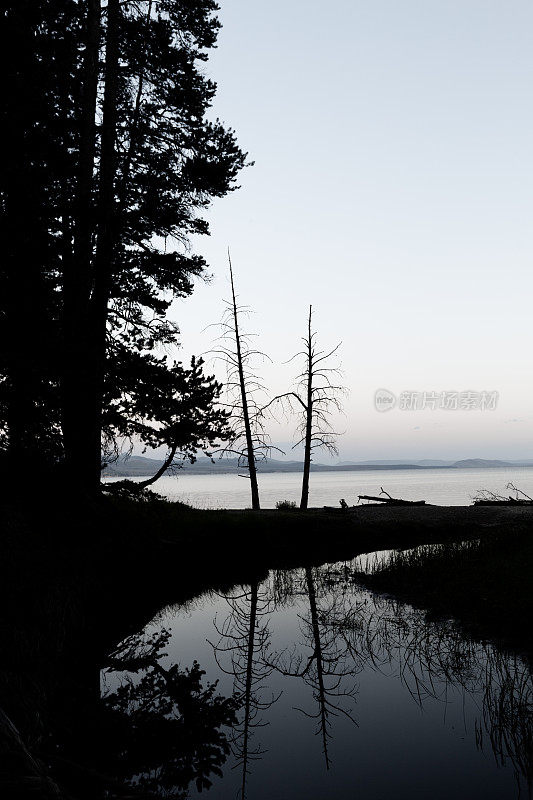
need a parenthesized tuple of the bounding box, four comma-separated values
(358, 495, 426, 506)
(473, 483, 533, 506)
(322, 489, 427, 511)
(358, 488, 426, 506)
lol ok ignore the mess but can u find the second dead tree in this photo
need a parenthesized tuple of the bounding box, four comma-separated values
(265, 305, 345, 509)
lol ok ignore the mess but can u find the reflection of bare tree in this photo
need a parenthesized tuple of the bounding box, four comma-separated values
(210, 583, 278, 799)
(270, 560, 532, 792)
(268, 567, 358, 769)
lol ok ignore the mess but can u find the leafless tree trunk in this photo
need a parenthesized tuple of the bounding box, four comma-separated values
(301, 306, 314, 510)
(211, 254, 281, 509)
(229, 259, 260, 510)
(264, 305, 345, 510)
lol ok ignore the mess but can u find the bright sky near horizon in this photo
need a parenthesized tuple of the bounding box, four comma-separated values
(167, 0, 533, 462)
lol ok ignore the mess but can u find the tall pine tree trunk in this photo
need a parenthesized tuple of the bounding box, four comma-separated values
(62, 0, 101, 484)
(87, 0, 120, 493)
(300, 306, 313, 510)
(2, 4, 49, 487)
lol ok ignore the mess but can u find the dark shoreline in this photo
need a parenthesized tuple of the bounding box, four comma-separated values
(0, 497, 531, 797)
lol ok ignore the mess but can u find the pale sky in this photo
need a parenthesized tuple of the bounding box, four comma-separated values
(166, 0, 533, 462)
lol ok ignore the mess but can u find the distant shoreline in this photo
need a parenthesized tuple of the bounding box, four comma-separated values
(103, 460, 533, 479)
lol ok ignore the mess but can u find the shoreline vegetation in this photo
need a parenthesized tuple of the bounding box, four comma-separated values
(353, 530, 533, 662)
(1, 496, 531, 797)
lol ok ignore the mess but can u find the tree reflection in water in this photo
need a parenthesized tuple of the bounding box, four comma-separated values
(104, 563, 532, 798)
(102, 628, 240, 799)
(267, 566, 359, 769)
(210, 583, 279, 800)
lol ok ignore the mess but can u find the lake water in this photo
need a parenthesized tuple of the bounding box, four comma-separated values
(116, 466, 533, 508)
(102, 557, 532, 799)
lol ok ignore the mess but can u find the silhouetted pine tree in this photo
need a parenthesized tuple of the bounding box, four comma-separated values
(104, 352, 230, 487)
(1, 1, 82, 476)
(1, 1, 247, 492)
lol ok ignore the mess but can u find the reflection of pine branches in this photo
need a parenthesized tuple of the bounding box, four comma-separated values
(210, 584, 279, 799)
(102, 628, 240, 799)
(267, 568, 359, 769)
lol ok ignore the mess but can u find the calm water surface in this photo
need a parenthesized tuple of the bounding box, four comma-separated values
(121, 466, 533, 508)
(103, 558, 532, 799)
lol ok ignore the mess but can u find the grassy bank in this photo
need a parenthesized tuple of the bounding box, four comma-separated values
(352, 529, 533, 659)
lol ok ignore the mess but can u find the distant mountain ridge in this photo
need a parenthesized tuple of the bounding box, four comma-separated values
(102, 455, 533, 478)
(453, 458, 514, 468)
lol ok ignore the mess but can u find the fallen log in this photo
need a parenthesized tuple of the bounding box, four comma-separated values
(358, 494, 426, 506)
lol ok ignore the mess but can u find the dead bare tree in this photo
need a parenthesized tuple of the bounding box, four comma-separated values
(210, 253, 281, 509)
(265, 305, 345, 509)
